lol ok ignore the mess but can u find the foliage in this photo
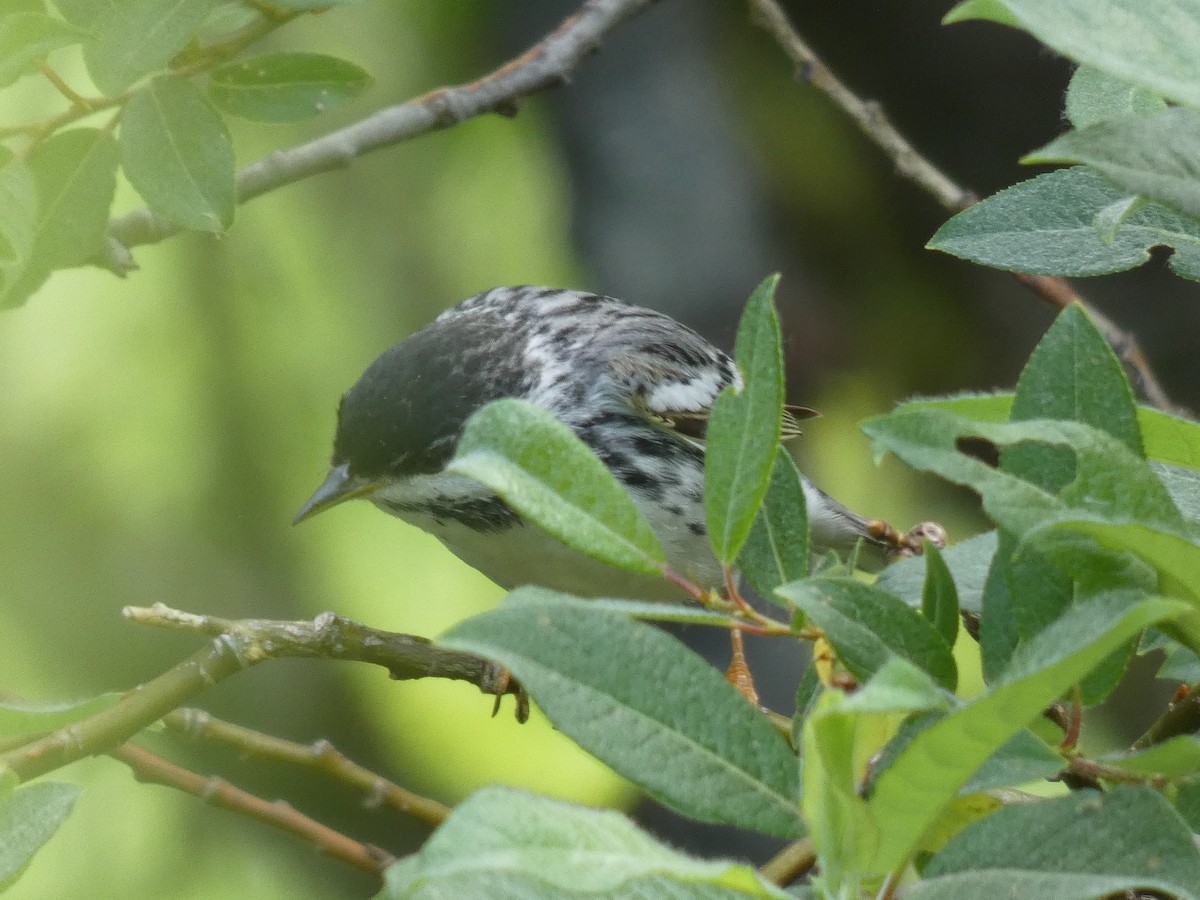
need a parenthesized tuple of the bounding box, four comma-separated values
(931, 0, 1200, 282)
(3, 1, 1200, 899)
(0, 0, 373, 308)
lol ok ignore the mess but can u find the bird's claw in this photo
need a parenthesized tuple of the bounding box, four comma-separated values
(867, 519, 948, 559)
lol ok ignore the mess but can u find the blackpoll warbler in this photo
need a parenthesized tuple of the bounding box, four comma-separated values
(295, 286, 935, 600)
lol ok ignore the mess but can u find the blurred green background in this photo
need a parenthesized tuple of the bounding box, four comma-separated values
(4, 1, 1198, 897)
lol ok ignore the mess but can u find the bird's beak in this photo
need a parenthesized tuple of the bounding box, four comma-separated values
(292, 463, 384, 525)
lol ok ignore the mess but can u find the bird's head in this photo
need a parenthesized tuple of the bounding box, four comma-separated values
(293, 311, 526, 524)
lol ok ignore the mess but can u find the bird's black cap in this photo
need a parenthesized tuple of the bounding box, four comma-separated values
(332, 311, 529, 479)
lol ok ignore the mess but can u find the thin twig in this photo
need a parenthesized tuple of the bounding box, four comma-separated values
(111, 742, 395, 876)
(164, 707, 451, 827)
(747, 0, 972, 211)
(101, 0, 657, 273)
(748, 0, 1185, 415)
(1132, 685, 1200, 751)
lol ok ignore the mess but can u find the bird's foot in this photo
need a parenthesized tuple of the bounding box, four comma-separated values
(867, 519, 949, 558)
(487, 664, 530, 723)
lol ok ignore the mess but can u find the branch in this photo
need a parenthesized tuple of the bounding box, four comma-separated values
(748, 0, 1186, 416)
(1132, 685, 1200, 751)
(760, 838, 816, 887)
(111, 742, 395, 876)
(101, 0, 657, 274)
(0, 604, 520, 782)
(125, 603, 517, 694)
(164, 707, 451, 827)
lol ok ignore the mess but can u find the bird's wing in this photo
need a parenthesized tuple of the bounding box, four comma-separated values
(605, 328, 816, 445)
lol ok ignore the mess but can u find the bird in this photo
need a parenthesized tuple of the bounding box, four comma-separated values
(294, 286, 933, 602)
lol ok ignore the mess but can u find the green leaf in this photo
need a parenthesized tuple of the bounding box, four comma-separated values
(0, 159, 37, 309)
(835, 656, 951, 716)
(84, 0, 219, 95)
(380, 786, 789, 899)
(706, 274, 785, 563)
(1065, 65, 1167, 130)
(1177, 777, 1200, 833)
(1155, 462, 1200, 525)
(1032, 518, 1200, 613)
(912, 786, 1200, 900)
(908, 392, 1200, 473)
(958, 729, 1064, 795)
(908, 870, 1190, 900)
(51, 0, 107, 28)
(800, 691, 880, 897)
(0, 12, 85, 89)
(0, 694, 121, 737)
(1002, 302, 1141, 649)
(928, 167, 1200, 282)
(1026, 109, 1200, 221)
(568, 598, 742, 629)
(0, 781, 81, 890)
(862, 411, 1183, 540)
(1009, 302, 1142, 482)
(16, 128, 119, 294)
(120, 75, 235, 233)
(447, 399, 665, 578)
(737, 448, 808, 604)
(943, 0, 1200, 110)
(978, 534, 1020, 681)
(799, 663, 950, 896)
(1099, 735, 1200, 778)
(864, 594, 1187, 876)
(921, 542, 959, 647)
(943, 0, 1021, 28)
(270, 0, 366, 8)
(780, 577, 958, 691)
(208, 52, 372, 123)
(874, 530, 997, 615)
(1142, 407, 1200, 471)
(440, 588, 803, 838)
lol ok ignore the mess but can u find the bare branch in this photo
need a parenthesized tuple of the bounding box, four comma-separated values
(124, 603, 517, 695)
(164, 707, 451, 827)
(101, 0, 657, 273)
(0, 604, 520, 783)
(111, 742, 395, 876)
(749, 0, 1186, 415)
